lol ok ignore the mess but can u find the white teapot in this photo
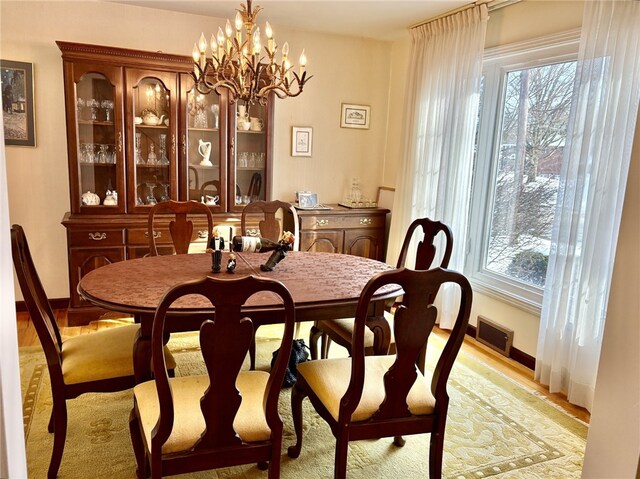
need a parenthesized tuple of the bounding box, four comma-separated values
(142, 112, 166, 126)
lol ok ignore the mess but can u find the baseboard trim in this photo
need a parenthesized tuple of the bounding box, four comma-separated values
(16, 298, 69, 312)
(466, 324, 535, 371)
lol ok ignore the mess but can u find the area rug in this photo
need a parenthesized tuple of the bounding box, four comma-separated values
(20, 327, 587, 478)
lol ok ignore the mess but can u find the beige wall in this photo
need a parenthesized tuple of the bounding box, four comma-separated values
(1, 0, 392, 301)
(581, 109, 640, 478)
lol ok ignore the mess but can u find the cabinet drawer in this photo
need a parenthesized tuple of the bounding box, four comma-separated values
(300, 214, 385, 230)
(127, 227, 173, 245)
(68, 228, 125, 247)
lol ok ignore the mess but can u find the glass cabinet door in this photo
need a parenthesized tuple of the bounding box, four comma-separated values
(232, 102, 268, 210)
(126, 70, 177, 213)
(71, 66, 125, 214)
(183, 82, 225, 210)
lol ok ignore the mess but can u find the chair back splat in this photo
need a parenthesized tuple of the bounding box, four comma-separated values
(130, 274, 295, 478)
(147, 199, 214, 256)
(288, 266, 472, 479)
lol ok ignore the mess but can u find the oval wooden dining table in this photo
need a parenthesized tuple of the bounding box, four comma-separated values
(78, 251, 402, 381)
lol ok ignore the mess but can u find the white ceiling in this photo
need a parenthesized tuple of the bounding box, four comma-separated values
(104, 1, 470, 41)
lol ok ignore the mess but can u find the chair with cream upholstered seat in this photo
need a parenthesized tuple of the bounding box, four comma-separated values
(287, 266, 473, 479)
(10, 224, 176, 479)
(309, 217, 453, 359)
(129, 274, 295, 479)
(241, 199, 300, 369)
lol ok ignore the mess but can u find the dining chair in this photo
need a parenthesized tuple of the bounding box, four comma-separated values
(287, 266, 473, 479)
(10, 224, 176, 479)
(309, 217, 453, 359)
(129, 274, 296, 479)
(241, 199, 301, 368)
(147, 199, 214, 256)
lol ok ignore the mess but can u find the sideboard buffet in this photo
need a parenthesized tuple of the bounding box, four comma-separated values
(58, 42, 389, 325)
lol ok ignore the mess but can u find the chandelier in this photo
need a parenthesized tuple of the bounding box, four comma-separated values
(191, 0, 311, 105)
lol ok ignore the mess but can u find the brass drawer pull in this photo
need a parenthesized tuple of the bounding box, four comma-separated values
(88, 232, 107, 241)
(360, 218, 372, 226)
(144, 231, 162, 239)
(315, 219, 329, 227)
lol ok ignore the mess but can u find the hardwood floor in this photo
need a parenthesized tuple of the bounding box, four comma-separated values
(15, 309, 590, 424)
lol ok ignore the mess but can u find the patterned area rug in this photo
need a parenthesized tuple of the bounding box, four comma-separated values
(21, 326, 587, 478)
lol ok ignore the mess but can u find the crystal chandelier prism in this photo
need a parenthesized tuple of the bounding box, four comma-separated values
(191, 0, 311, 105)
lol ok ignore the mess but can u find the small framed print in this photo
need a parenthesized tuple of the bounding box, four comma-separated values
(292, 126, 312, 157)
(1, 60, 36, 147)
(340, 103, 370, 130)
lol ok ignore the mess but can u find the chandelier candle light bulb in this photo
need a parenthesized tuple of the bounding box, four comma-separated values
(191, 0, 311, 105)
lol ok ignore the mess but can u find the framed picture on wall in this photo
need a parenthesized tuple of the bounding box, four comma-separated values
(340, 103, 370, 129)
(1, 59, 36, 147)
(292, 126, 313, 157)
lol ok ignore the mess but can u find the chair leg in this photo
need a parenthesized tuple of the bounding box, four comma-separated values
(429, 424, 445, 479)
(321, 334, 332, 359)
(309, 324, 323, 360)
(129, 408, 147, 479)
(334, 434, 349, 479)
(48, 400, 67, 479)
(393, 435, 406, 447)
(287, 383, 307, 458)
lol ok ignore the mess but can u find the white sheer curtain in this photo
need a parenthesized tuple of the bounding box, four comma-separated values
(387, 4, 487, 328)
(535, 1, 640, 412)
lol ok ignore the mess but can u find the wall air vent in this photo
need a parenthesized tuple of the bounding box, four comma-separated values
(476, 316, 514, 357)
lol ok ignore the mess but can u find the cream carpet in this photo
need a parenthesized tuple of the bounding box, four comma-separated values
(21, 324, 587, 478)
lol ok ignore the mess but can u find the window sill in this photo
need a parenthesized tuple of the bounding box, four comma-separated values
(469, 278, 542, 317)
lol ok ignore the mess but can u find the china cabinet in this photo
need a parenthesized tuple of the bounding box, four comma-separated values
(58, 41, 274, 323)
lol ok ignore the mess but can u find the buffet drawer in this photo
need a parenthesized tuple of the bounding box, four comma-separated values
(299, 214, 385, 230)
(68, 228, 125, 247)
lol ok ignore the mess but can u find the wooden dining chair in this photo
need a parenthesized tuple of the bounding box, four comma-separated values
(287, 266, 472, 479)
(10, 224, 176, 479)
(129, 274, 296, 479)
(147, 199, 214, 256)
(241, 199, 301, 368)
(309, 217, 453, 359)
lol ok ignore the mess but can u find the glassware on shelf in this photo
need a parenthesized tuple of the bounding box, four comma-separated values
(135, 132, 144, 165)
(194, 108, 207, 128)
(87, 99, 100, 120)
(160, 183, 170, 202)
(76, 98, 85, 118)
(211, 104, 219, 128)
(101, 100, 114, 121)
(97, 144, 109, 164)
(145, 183, 157, 205)
(158, 134, 169, 165)
(147, 143, 158, 165)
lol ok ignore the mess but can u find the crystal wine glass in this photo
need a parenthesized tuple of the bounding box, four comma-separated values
(145, 183, 157, 205)
(159, 183, 170, 202)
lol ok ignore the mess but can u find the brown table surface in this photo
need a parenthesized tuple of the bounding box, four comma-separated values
(78, 251, 401, 380)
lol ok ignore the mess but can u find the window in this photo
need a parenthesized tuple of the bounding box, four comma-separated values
(466, 31, 580, 311)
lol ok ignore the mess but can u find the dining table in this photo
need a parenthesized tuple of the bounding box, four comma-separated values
(78, 251, 402, 382)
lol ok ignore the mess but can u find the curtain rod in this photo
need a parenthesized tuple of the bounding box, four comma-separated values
(409, 0, 520, 30)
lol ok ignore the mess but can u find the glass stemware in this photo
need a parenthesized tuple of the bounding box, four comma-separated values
(135, 132, 144, 165)
(160, 183, 170, 202)
(145, 183, 157, 205)
(158, 134, 169, 165)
